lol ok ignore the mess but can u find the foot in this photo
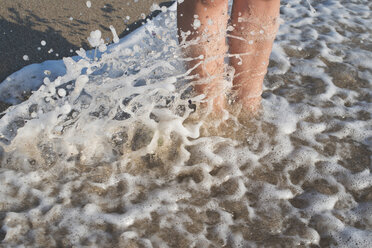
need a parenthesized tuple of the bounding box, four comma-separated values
(238, 95, 261, 113)
(232, 72, 264, 113)
(194, 77, 227, 112)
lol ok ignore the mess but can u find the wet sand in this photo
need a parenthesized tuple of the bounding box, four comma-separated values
(0, 0, 173, 83)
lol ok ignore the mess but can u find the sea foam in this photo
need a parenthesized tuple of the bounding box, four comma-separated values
(0, 0, 371, 247)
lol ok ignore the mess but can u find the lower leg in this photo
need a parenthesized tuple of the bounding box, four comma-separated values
(177, 0, 229, 109)
(229, 0, 280, 110)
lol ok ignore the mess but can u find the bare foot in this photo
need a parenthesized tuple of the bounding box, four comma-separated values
(229, 0, 280, 113)
(193, 72, 228, 111)
(177, 0, 229, 112)
(231, 71, 264, 113)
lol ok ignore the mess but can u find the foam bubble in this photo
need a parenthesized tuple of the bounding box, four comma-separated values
(109, 25, 120, 44)
(193, 19, 201, 29)
(88, 30, 103, 48)
(57, 88, 66, 97)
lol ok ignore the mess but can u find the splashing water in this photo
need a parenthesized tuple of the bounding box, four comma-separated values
(305, 0, 316, 14)
(0, 1, 371, 247)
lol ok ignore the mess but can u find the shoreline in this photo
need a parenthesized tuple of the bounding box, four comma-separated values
(0, 0, 172, 83)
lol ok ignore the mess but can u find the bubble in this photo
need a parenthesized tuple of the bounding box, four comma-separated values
(161, 6, 168, 13)
(86, 1, 91, 8)
(193, 19, 201, 29)
(23, 55, 29, 61)
(88, 30, 103, 47)
(57, 88, 66, 97)
(227, 25, 234, 32)
(99, 44, 107, 52)
(61, 103, 71, 115)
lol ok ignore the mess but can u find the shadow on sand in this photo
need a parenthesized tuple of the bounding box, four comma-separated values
(0, 13, 79, 84)
(0, 1, 174, 112)
(0, 1, 175, 84)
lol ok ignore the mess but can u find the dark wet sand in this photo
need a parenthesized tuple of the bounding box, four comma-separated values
(0, 0, 173, 83)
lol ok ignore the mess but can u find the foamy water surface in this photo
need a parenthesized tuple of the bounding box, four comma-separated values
(0, 0, 371, 247)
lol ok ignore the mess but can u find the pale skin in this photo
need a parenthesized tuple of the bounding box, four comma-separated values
(177, 0, 280, 111)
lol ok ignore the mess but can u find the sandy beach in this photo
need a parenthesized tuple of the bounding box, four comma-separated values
(0, 0, 172, 83)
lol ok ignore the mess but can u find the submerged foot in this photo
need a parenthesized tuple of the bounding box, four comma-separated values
(232, 74, 264, 114)
(194, 78, 228, 112)
(237, 95, 262, 113)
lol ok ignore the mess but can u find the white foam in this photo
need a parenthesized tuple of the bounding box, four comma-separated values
(0, 0, 371, 247)
(109, 25, 120, 44)
(88, 30, 103, 48)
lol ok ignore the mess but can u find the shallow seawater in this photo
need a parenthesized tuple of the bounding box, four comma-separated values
(0, 0, 371, 247)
